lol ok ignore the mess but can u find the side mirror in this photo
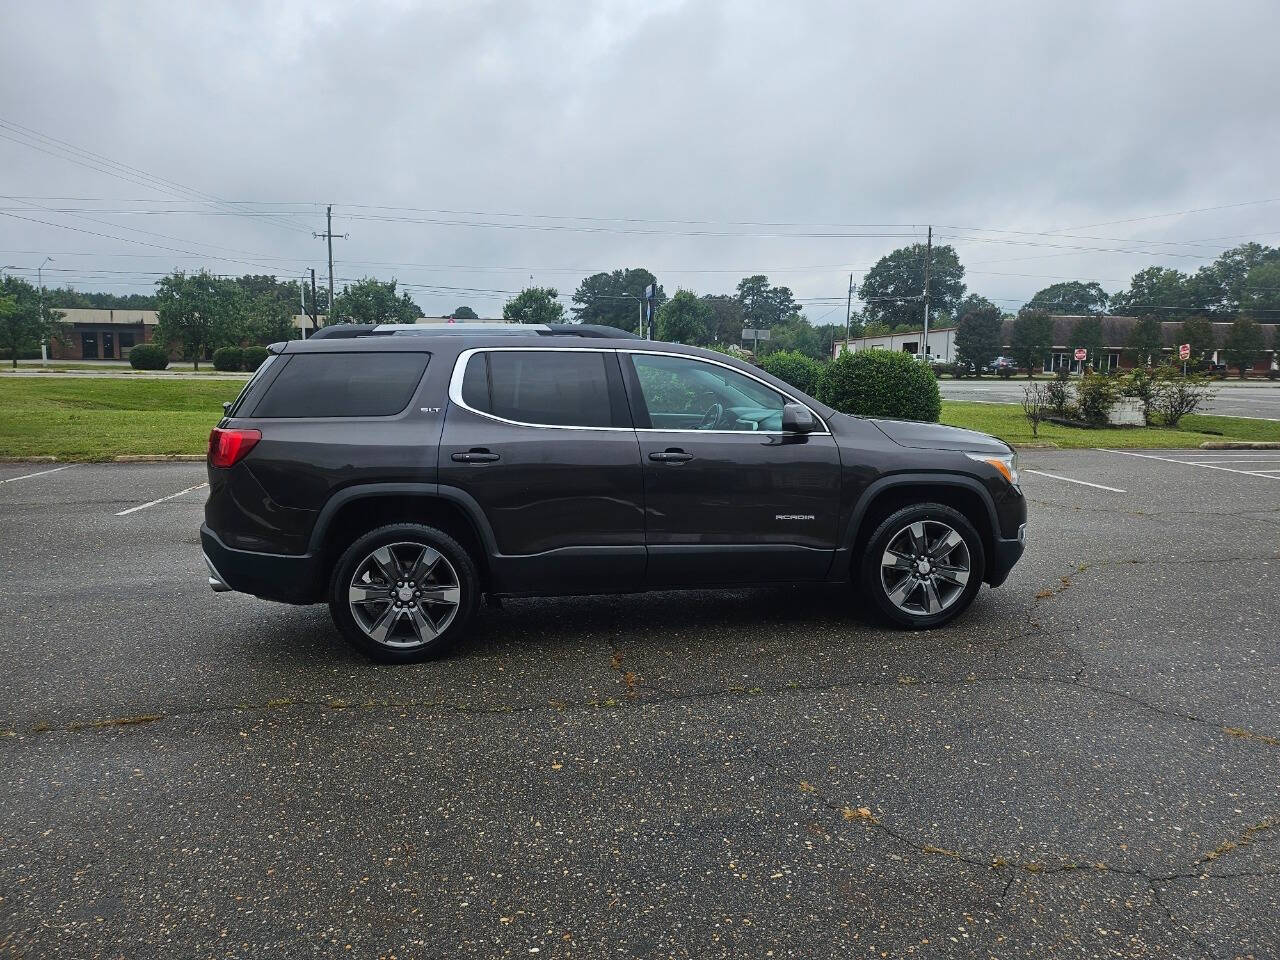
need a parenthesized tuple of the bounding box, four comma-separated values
(781, 402, 818, 434)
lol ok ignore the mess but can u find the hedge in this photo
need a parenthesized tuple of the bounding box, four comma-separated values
(757, 350, 824, 396)
(241, 346, 270, 370)
(816, 349, 941, 422)
(212, 347, 243, 372)
(127, 344, 169, 370)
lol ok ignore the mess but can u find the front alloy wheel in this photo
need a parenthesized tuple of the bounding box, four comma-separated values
(879, 520, 971, 617)
(861, 503, 985, 629)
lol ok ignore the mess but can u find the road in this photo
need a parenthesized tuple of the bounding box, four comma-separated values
(1, 456, 1278, 958)
(940, 377, 1280, 419)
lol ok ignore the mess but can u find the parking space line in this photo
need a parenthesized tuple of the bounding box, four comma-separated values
(0, 465, 70, 484)
(115, 483, 208, 516)
(1098, 448, 1280, 480)
(1022, 469, 1125, 493)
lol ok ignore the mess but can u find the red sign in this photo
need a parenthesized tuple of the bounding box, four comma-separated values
(1074, 348, 1087, 361)
(1179, 343, 1191, 360)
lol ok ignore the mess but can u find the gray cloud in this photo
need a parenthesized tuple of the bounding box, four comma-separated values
(2, 0, 1277, 318)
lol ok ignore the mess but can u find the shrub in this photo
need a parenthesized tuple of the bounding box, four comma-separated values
(1075, 373, 1118, 426)
(757, 350, 824, 396)
(1152, 367, 1214, 427)
(1120, 367, 1161, 425)
(128, 344, 169, 370)
(1021, 383, 1050, 438)
(815, 349, 941, 422)
(212, 347, 243, 372)
(241, 346, 270, 370)
(1045, 374, 1073, 418)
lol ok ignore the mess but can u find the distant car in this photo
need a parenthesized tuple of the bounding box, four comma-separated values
(985, 356, 1018, 373)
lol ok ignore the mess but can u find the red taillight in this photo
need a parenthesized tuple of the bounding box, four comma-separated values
(207, 427, 261, 468)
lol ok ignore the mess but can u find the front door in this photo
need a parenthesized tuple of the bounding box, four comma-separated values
(102, 332, 115, 359)
(623, 351, 842, 585)
(438, 347, 645, 595)
(80, 332, 98, 359)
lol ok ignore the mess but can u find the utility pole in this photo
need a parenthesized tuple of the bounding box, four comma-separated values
(844, 272, 854, 356)
(309, 269, 319, 335)
(921, 225, 932, 360)
(38, 256, 53, 363)
(313, 206, 346, 325)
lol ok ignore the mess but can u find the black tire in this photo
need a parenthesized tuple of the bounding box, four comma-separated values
(328, 523, 479, 663)
(859, 502, 985, 629)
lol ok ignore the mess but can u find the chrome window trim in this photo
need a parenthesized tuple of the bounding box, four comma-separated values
(446, 345, 830, 435)
(447, 346, 630, 432)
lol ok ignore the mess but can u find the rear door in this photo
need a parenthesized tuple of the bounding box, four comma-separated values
(623, 350, 842, 585)
(437, 347, 646, 595)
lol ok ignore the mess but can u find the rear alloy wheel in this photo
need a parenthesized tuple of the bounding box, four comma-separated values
(329, 523, 478, 662)
(861, 503, 985, 629)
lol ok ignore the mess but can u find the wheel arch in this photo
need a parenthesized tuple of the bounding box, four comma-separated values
(844, 474, 997, 581)
(310, 484, 496, 590)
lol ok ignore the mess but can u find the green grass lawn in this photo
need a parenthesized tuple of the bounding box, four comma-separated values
(0, 379, 239, 460)
(2, 379, 1277, 460)
(941, 400, 1280, 448)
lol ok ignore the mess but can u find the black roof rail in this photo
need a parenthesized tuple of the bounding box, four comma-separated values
(305, 322, 641, 340)
(305, 324, 395, 340)
(543, 324, 640, 339)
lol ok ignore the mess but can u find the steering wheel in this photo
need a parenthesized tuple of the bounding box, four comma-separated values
(697, 402, 724, 430)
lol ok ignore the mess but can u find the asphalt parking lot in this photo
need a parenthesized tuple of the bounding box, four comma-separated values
(939, 378, 1280, 420)
(1, 454, 1277, 958)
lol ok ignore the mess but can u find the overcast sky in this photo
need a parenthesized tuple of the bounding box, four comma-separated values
(2, 0, 1278, 320)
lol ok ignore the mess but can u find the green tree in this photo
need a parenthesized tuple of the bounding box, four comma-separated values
(571, 268, 664, 330)
(812, 323, 846, 360)
(503, 287, 565, 324)
(0, 276, 66, 368)
(700, 294, 743, 344)
(859, 243, 965, 330)
(1179, 316, 1216, 364)
(1126, 314, 1164, 367)
(1241, 261, 1280, 320)
(953, 300, 1002, 374)
(332, 277, 421, 325)
(244, 293, 297, 344)
(1224, 316, 1265, 377)
(154, 271, 240, 370)
(767, 314, 825, 359)
(1009, 308, 1054, 378)
(655, 289, 713, 345)
(451, 305, 479, 319)
(1189, 243, 1280, 317)
(1070, 316, 1105, 370)
(1027, 281, 1109, 315)
(736, 275, 799, 329)
(1109, 266, 1193, 316)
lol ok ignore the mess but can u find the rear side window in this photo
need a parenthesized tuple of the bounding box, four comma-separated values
(460, 350, 620, 428)
(250, 352, 428, 418)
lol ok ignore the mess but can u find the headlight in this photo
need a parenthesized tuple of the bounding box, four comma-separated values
(966, 451, 1018, 485)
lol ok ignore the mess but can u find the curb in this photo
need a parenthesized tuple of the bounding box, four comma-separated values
(1199, 441, 1280, 449)
(112, 455, 206, 462)
(0, 456, 61, 463)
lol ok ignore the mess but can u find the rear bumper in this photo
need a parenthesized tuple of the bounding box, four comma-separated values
(987, 524, 1026, 588)
(200, 525, 322, 604)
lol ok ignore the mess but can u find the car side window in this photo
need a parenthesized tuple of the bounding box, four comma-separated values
(629, 353, 789, 432)
(460, 350, 622, 428)
(250, 352, 428, 418)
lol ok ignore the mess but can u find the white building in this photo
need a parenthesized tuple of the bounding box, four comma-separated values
(832, 326, 958, 362)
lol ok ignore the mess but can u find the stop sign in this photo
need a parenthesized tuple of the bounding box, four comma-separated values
(1179, 343, 1191, 360)
(1074, 348, 1087, 361)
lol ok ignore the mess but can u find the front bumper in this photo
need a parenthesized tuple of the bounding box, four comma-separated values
(200, 525, 322, 604)
(987, 523, 1026, 588)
